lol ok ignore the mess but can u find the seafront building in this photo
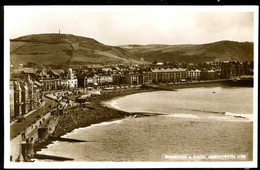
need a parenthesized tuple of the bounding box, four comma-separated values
(10, 59, 254, 119)
(20, 81, 29, 115)
(37, 69, 62, 91)
(12, 78, 40, 119)
(66, 68, 78, 89)
(186, 69, 201, 81)
(151, 68, 187, 83)
(201, 69, 217, 80)
(220, 60, 253, 79)
(125, 68, 187, 85)
(10, 82, 14, 118)
(84, 74, 99, 87)
(125, 71, 141, 85)
(13, 81, 22, 117)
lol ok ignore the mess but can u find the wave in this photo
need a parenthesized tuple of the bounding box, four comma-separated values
(102, 100, 123, 111)
(162, 112, 253, 122)
(61, 119, 127, 138)
(224, 112, 253, 122)
(102, 102, 254, 123)
(179, 108, 225, 115)
(174, 109, 253, 122)
(165, 114, 200, 119)
(88, 119, 125, 128)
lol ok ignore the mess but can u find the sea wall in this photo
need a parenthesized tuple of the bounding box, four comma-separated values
(10, 112, 53, 162)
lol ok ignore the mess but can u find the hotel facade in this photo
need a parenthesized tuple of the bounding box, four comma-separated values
(125, 68, 187, 85)
(151, 68, 187, 83)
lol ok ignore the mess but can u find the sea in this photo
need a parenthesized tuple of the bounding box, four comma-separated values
(35, 86, 254, 162)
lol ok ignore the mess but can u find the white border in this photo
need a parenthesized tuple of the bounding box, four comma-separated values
(4, 5, 258, 168)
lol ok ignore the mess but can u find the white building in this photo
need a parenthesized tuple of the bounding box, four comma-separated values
(99, 75, 113, 85)
(67, 68, 78, 88)
(84, 75, 99, 87)
(186, 69, 201, 81)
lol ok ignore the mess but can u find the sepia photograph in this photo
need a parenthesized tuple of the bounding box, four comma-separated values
(4, 5, 258, 168)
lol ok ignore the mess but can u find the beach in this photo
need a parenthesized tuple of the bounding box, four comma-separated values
(33, 80, 233, 155)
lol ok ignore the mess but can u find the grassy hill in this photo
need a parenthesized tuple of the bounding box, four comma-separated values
(10, 34, 253, 66)
(10, 34, 147, 66)
(120, 41, 253, 63)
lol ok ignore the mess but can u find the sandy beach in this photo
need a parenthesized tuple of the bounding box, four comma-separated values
(33, 80, 229, 155)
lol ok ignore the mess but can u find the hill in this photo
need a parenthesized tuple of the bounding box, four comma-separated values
(10, 34, 253, 66)
(120, 41, 253, 63)
(10, 34, 147, 66)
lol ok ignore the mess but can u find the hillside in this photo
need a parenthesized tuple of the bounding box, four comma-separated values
(120, 41, 254, 63)
(10, 34, 254, 66)
(10, 34, 147, 66)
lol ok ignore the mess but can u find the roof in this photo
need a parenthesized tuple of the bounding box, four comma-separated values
(222, 61, 230, 63)
(102, 68, 113, 72)
(128, 72, 140, 75)
(202, 69, 215, 72)
(34, 81, 42, 87)
(86, 64, 104, 69)
(23, 69, 36, 74)
(188, 69, 201, 72)
(52, 69, 65, 75)
(151, 68, 186, 73)
(208, 70, 215, 72)
(37, 69, 48, 77)
(114, 67, 120, 70)
(49, 70, 59, 76)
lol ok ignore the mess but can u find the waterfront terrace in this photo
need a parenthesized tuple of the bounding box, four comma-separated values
(151, 68, 187, 83)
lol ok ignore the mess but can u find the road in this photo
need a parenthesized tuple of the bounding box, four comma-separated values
(10, 96, 58, 140)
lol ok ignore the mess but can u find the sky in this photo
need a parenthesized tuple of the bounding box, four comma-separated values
(5, 6, 256, 46)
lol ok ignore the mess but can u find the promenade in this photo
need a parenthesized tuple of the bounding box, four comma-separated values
(10, 96, 58, 140)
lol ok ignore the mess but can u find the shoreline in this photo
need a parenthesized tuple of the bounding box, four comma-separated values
(33, 80, 232, 158)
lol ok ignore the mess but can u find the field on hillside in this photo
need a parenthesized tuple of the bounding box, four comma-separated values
(10, 34, 253, 65)
(121, 41, 253, 63)
(10, 34, 147, 65)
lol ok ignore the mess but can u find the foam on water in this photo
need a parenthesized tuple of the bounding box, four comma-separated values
(163, 112, 253, 122)
(166, 114, 200, 119)
(225, 112, 253, 122)
(102, 100, 122, 111)
(62, 119, 126, 138)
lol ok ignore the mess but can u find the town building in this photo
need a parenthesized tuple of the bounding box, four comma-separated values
(125, 72, 140, 85)
(26, 75, 34, 111)
(84, 74, 99, 87)
(10, 82, 14, 118)
(220, 60, 250, 79)
(76, 72, 86, 88)
(36, 69, 63, 91)
(20, 81, 29, 115)
(99, 75, 113, 85)
(14, 81, 22, 117)
(201, 69, 217, 80)
(67, 68, 78, 89)
(111, 73, 122, 85)
(141, 71, 153, 84)
(151, 68, 187, 83)
(186, 69, 201, 81)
